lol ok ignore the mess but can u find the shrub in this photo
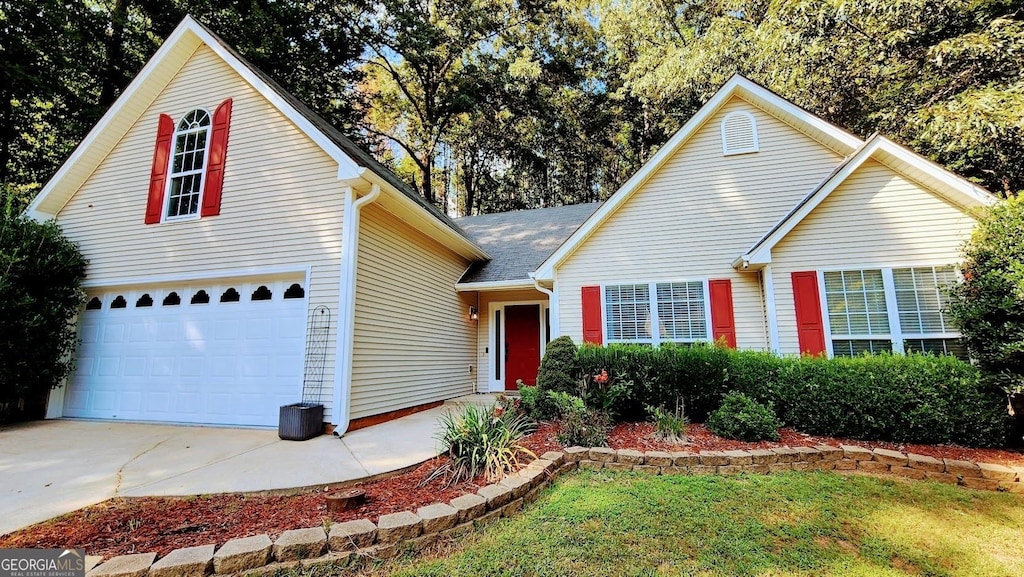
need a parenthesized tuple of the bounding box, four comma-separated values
(776, 352, 1010, 446)
(573, 343, 1011, 447)
(536, 335, 580, 394)
(706, 392, 781, 442)
(557, 405, 611, 447)
(520, 385, 583, 422)
(948, 195, 1024, 396)
(433, 404, 536, 484)
(0, 214, 87, 423)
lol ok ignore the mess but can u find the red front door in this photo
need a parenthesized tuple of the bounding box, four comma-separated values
(504, 304, 541, 390)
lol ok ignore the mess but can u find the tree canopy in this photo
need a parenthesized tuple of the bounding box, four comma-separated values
(2, 0, 1021, 215)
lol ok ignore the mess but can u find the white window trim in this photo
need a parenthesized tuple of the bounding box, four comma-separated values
(817, 264, 962, 357)
(721, 110, 759, 156)
(162, 108, 213, 223)
(602, 279, 713, 346)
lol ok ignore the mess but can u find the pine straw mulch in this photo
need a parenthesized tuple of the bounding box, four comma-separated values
(1, 420, 1019, 560)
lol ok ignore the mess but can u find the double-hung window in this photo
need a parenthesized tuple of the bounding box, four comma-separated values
(166, 109, 212, 219)
(605, 281, 709, 345)
(822, 265, 963, 358)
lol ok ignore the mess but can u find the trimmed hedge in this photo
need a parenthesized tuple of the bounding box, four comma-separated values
(573, 342, 1011, 447)
(707, 392, 781, 442)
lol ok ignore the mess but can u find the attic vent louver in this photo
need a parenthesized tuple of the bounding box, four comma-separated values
(721, 111, 759, 156)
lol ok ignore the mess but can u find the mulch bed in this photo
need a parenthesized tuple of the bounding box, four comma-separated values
(1, 420, 1019, 560)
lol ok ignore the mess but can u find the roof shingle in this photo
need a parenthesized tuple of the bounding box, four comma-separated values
(456, 202, 602, 284)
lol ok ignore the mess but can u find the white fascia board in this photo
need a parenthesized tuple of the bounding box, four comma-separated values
(534, 74, 865, 280)
(26, 19, 200, 219)
(873, 136, 998, 208)
(455, 279, 536, 292)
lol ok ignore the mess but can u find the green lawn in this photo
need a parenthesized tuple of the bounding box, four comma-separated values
(293, 471, 1024, 577)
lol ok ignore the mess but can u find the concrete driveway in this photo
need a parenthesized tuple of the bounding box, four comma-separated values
(0, 396, 493, 535)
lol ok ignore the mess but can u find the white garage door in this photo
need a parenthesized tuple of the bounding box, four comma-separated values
(64, 278, 308, 427)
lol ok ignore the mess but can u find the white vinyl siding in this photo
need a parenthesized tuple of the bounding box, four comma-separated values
(55, 45, 345, 419)
(772, 159, 977, 356)
(558, 97, 844, 350)
(350, 204, 475, 419)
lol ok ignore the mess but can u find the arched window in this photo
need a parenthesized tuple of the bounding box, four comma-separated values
(163, 292, 181, 306)
(251, 286, 273, 301)
(166, 109, 211, 218)
(721, 111, 759, 156)
(136, 294, 154, 307)
(191, 290, 211, 305)
(85, 297, 102, 310)
(111, 295, 128, 309)
(220, 288, 241, 303)
(283, 283, 305, 299)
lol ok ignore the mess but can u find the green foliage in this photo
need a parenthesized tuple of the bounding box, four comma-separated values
(556, 404, 611, 448)
(707, 392, 781, 442)
(433, 403, 536, 484)
(0, 214, 87, 422)
(646, 401, 687, 443)
(949, 196, 1024, 395)
(577, 344, 1011, 447)
(536, 336, 580, 394)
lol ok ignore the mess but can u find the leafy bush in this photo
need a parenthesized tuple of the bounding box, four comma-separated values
(537, 336, 580, 394)
(647, 401, 687, 443)
(949, 195, 1024, 396)
(433, 404, 536, 484)
(0, 214, 87, 423)
(573, 343, 1011, 447)
(557, 404, 611, 447)
(775, 352, 1010, 446)
(707, 392, 781, 442)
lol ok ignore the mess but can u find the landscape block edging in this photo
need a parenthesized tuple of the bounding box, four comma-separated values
(86, 446, 1022, 576)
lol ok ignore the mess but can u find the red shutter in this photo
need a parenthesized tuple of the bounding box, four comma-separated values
(145, 114, 175, 224)
(708, 279, 737, 348)
(792, 271, 826, 356)
(201, 98, 232, 217)
(581, 286, 603, 345)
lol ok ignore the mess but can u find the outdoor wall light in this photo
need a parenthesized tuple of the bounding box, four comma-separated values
(469, 306, 479, 321)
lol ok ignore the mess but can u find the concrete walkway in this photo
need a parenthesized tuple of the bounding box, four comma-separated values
(0, 394, 498, 535)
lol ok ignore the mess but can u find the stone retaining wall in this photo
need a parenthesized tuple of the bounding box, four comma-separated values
(86, 445, 1023, 576)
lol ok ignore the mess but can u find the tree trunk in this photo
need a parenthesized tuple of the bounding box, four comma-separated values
(98, 0, 129, 109)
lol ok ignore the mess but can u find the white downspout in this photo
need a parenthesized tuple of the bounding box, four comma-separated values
(332, 183, 380, 436)
(530, 273, 558, 337)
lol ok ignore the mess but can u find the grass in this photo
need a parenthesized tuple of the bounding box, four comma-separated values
(277, 471, 1024, 577)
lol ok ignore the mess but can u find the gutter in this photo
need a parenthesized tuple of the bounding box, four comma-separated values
(332, 182, 381, 436)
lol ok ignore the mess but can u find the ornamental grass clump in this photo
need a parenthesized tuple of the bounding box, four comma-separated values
(647, 397, 688, 443)
(432, 403, 536, 485)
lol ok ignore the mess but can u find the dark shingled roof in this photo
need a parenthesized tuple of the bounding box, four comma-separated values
(194, 19, 472, 242)
(456, 202, 603, 284)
